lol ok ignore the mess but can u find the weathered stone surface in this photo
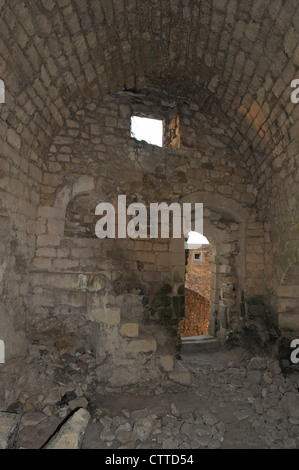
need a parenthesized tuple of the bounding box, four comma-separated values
(120, 323, 139, 338)
(42, 389, 61, 406)
(1, 340, 299, 450)
(68, 397, 89, 411)
(0, 412, 21, 449)
(89, 307, 120, 325)
(159, 354, 174, 372)
(127, 338, 157, 354)
(100, 427, 115, 442)
(21, 412, 47, 427)
(246, 370, 262, 385)
(133, 417, 154, 441)
(168, 371, 191, 385)
(0, 0, 298, 451)
(201, 410, 218, 426)
(43, 408, 90, 449)
(247, 356, 267, 371)
(279, 393, 299, 419)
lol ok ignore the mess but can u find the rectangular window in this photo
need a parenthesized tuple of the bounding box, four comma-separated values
(130, 116, 163, 147)
(194, 252, 202, 262)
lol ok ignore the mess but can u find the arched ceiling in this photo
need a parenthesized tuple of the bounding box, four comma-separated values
(1, 0, 298, 189)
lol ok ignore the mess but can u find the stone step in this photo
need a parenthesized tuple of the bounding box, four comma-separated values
(180, 334, 221, 354)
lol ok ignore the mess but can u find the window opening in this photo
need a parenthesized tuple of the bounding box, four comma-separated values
(130, 116, 163, 147)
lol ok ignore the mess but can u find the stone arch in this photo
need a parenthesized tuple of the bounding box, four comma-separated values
(30, 177, 111, 352)
(64, 191, 106, 239)
(179, 233, 212, 338)
(179, 192, 250, 342)
(54, 175, 96, 210)
(36, 176, 100, 241)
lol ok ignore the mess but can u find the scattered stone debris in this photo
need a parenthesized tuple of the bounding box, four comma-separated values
(0, 345, 299, 449)
(42, 408, 90, 449)
(0, 412, 21, 449)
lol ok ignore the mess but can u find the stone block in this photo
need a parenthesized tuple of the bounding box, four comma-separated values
(279, 312, 299, 332)
(159, 354, 174, 372)
(89, 307, 120, 325)
(135, 252, 156, 264)
(32, 272, 105, 292)
(169, 238, 184, 252)
(32, 257, 52, 270)
(0, 412, 21, 449)
(278, 284, 299, 298)
(42, 389, 62, 406)
(219, 264, 230, 274)
(168, 371, 191, 385)
(29, 163, 42, 182)
(72, 175, 95, 198)
(133, 417, 153, 442)
(36, 234, 61, 247)
(37, 206, 65, 220)
(7, 129, 21, 150)
(134, 241, 152, 251)
(43, 408, 90, 449)
(48, 218, 65, 235)
(126, 338, 157, 354)
(153, 243, 168, 251)
(68, 397, 89, 411)
(108, 367, 141, 387)
(55, 291, 86, 308)
(120, 323, 139, 338)
(0, 158, 9, 177)
(36, 247, 56, 258)
(52, 259, 79, 270)
(279, 393, 299, 419)
(142, 271, 161, 282)
(156, 251, 184, 266)
(43, 172, 64, 186)
(35, 219, 47, 235)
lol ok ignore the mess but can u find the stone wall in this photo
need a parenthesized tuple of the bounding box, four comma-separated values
(277, 263, 299, 336)
(25, 91, 263, 373)
(0, 0, 297, 370)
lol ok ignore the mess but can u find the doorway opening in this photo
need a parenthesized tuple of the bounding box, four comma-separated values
(178, 231, 212, 338)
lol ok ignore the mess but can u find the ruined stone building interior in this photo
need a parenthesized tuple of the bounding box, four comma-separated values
(0, 0, 298, 450)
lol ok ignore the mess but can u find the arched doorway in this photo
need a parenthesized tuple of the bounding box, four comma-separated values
(178, 231, 212, 338)
(176, 192, 249, 347)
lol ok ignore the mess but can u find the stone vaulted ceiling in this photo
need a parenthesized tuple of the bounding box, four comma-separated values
(0, 0, 298, 199)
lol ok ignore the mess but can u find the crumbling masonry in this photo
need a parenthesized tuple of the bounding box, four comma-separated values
(0, 0, 298, 448)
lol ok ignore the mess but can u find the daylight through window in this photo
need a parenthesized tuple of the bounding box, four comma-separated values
(130, 116, 163, 147)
